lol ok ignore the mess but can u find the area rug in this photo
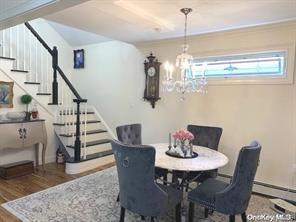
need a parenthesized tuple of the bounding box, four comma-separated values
(2, 166, 279, 222)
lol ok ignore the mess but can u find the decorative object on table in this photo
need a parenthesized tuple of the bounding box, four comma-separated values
(56, 147, 65, 164)
(74, 49, 84, 69)
(166, 129, 198, 158)
(31, 102, 39, 120)
(0, 160, 34, 179)
(5, 111, 26, 121)
(143, 53, 161, 108)
(20, 94, 32, 120)
(162, 8, 207, 98)
(0, 81, 14, 108)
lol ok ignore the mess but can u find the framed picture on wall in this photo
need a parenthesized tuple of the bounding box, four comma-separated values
(0, 81, 14, 108)
(74, 49, 84, 69)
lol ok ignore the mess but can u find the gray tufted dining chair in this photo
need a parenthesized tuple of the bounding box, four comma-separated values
(111, 140, 182, 222)
(188, 141, 262, 222)
(187, 125, 223, 182)
(116, 123, 142, 145)
(116, 124, 168, 183)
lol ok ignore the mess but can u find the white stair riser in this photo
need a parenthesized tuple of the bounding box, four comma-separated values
(61, 132, 110, 145)
(55, 122, 105, 134)
(66, 143, 112, 156)
(58, 114, 97, 123)
(0, 59, 14, 72)
(8, 71, 26, 83)
(66, 155, 114, 174)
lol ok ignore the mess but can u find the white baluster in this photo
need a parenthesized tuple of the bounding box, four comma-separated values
(1, 30, 5, 57)
(9, 28, 12, 58)
(2, 29, 5, 57)
(35, 39, 38, 82)
(23, 25, 26, 71)
(83, 102, 87, 159)
(46, 52, 49, 92)
(29, 30, 32, 82)
(16, 25, 20, 70)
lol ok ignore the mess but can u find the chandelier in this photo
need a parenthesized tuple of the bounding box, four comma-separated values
(162, 8, 207, 95)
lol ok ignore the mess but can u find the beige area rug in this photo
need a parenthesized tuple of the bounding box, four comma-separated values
(1, 166, 291, 222)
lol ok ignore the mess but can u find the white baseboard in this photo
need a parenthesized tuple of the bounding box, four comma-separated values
(65, 155, 114, 174)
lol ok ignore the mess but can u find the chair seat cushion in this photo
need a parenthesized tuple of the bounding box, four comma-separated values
(157, 183, 182, 207)
(188, 178, 229, 209)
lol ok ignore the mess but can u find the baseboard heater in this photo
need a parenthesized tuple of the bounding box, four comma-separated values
(218, 173, 296, 202)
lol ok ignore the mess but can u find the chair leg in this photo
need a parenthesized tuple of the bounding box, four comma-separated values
(163, 173, 167, 185)
(204, 208, 209, 218)
(141, 215, 145, 221)
(188, 202, 194, 222)
(175, 203, 181, 222)
(116, 193, 120, 202)
(241, 212, 247, 222)
(229, 215, 235, 222)
(151, 217, 155, 222)
(120, 207, 125, 222)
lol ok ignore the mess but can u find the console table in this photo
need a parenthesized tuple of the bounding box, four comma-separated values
(0, 119, 47, 171)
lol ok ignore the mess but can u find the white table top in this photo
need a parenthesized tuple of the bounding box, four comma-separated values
(151, 143, 229, 172)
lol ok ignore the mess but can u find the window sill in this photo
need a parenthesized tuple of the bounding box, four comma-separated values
(206, 76, 293, 85)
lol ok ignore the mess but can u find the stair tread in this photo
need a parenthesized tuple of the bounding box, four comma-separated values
(60, 111, 95, 115)
(0, 56, 15, 60)
(11, 69, 29, 73)
(24, 81, 40, 85)
(53, 120, 101, 126)
(37, 92, 51, 95)
(66, 138, 111, 148)
(48, 103, 62, 105)
(66, 149, 113, 163)
(60, 129, 107, 137)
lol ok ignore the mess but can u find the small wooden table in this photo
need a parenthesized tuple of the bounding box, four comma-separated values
(0, 119, 47, 171)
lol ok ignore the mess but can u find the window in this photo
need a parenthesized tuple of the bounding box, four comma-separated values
(192, 51, 286, 79)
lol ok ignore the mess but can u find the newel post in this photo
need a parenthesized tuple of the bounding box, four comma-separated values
(73, 99, 81, 162)
(52, 46, 58, 104)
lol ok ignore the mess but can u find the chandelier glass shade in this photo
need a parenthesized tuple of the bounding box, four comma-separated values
(162, 8, 208, 94)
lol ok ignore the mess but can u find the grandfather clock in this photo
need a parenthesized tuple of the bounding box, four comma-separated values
(144, 53, 161, 108)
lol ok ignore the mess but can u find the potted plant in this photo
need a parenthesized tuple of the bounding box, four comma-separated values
(20, 94, 32, 120)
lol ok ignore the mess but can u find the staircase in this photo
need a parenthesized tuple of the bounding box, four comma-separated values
(0, 22, 114, 174)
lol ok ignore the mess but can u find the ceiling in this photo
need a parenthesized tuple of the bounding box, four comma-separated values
(48, 21, 112, 46)
(0, 0, 87, 30)
(45, 0, 296, 43)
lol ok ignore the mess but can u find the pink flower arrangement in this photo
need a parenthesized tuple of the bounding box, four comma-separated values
(173, 129, 194, 142)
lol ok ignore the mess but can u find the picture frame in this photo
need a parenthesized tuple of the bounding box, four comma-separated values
(0, 81, 14, 108)
(74, 49, 84, 69)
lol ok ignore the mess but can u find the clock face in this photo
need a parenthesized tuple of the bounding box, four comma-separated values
(147, 66, 156, 77)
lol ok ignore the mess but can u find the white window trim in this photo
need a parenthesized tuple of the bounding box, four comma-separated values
(191, 43, 295, 85)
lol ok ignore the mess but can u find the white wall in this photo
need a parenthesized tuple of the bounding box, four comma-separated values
(72, 21, 296, 196)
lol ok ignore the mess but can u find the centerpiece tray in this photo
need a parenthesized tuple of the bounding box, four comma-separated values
(165, 150, 198, 159)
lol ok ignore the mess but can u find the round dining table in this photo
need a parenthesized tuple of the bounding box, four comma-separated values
(151, 143, 229, 173)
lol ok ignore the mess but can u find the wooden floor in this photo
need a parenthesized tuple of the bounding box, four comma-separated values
(0, 162, 115, 222)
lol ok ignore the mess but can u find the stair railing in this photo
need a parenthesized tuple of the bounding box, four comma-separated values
(1, 22, 88, 162)
(23, 22, 88, 162)
(25, 22, 89, 162)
